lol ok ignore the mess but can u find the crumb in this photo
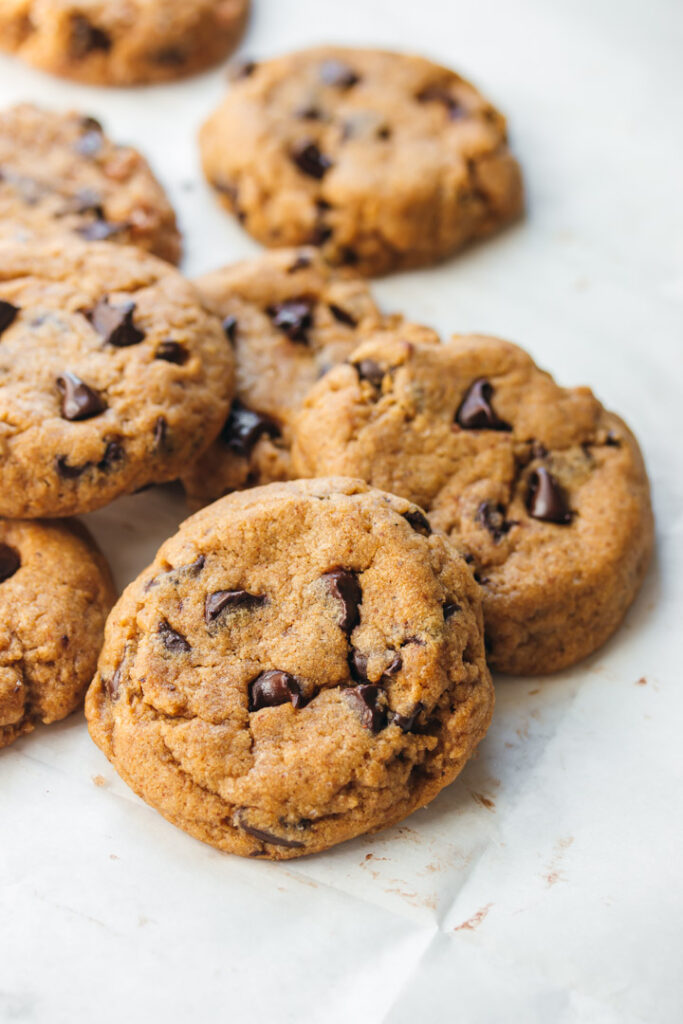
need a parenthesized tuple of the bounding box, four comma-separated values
(92, 774, 107, 787)
(636, 677, 647, 685)
(455, 903, 492, 932)
(471, 792, 495, 810)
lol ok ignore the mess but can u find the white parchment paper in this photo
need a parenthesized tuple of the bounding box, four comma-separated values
(0, 1, 681, 1021)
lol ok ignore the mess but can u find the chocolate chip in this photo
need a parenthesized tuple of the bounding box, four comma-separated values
(417, 85, 465, 119)
(354, 359, 384, 388)
(221, 400, 280, 457)
(249, 670, 304, 712)
(56, 372, 106, 421)
(443, 602, 460, 619)
(377, 126, 392, 141)
(56, 455, 89, 479)
(476, 501, 515, 542)
(344, 685, 387, 733)
(205, 589, 266, 623)
(155, 340, 188, 364)
(70, 15, 111, 57)
(74, 131, 103, 158)
(328, 303, 357, 327)
(291, 139, 333, 179)
(287, 253, 312, 273)
(153, 416, 169, 452)
(403, 509, 432, 536)
(0, 544, 20, 583)
(230, 59, 257, 80)
(392, 702, 424, 733)
(309, 223, 333, 246)
(296, 105, 325, 121)
(222, 316, 238, 344)
(526, 467, 572, 524)
(98, 439, 124, 471)
(80, 116, 103, 133)
(236, 814, 305, 849)
(322, 568, 362, 633)
(90, 298, 144, 348)
(456, 379, 511, 431)
(384, 652, 402, 676)
(267, 298, 314, 343)
(104, 665, 121, 700)
(349, 649, 369, 683)
(605, 431, 621, 447)
(76, 220, 126, 242)
(158, 620, 191, 653)
(0, 300, 19, 337)
(320, 59, 360, 89)
(339, 247, 359, 266)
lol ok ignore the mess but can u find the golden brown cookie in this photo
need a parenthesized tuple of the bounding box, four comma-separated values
(200, 46, 523, 276)
(0, 1, 250, 86)
(1, 518, 115, 749)
(0, 104, 181, 264)
(86, 478, 494, 859)
(0, 236, 234, 518)
(292, 334, 654, 675)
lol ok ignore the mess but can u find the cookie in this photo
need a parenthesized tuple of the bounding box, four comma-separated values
(0, 104, 181, 264)
(85, 477, 493, 859)
(0, 236, 234, 519)
(0, 1, 249, 86)
(200, 46, 523, 276)
(292, 335, 654, 675)
(182, 247, 396, 506)
(1, 518, 115, 749)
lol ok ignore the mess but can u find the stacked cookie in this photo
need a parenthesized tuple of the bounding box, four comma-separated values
(0, 43, 653, 862)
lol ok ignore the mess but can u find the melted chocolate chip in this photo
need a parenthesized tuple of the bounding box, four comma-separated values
(443, 602, 460, 619)
(249, 670, 304, 711)
(205, 589, 266, 623)
(354, 359, 384, 388)
(328, 303, 357, 327)
(349, 648, 369, 683)
(158, 620, 191, 653)
(384, 652, 402, 676)
(456, 379, 511, 431)
(291, 139, 333, 179)
(0, 300, 19, 337)
(267, 298, 314, 343)
(76, 220, 126, 242)
(476, 501, 515, 542)
(526, 467, 572, 524)
(344, 685, 387, 733)
(90, 298, 144, 347)
(403, 509, 432, 536)
(222, 316, 238, 344)
(153, 416, 169, 452)
(322, 568, 362, 633)
(221, 400, 280, 457)
(56, 372, 106, 421)
(98, 439, 124, 470)
(56, 456, 89, 479)
(417, 84, 465, 119)
(236, 815, 305, 849)
(104, 665, 121, 700)
(0, 544, 20, 583)
(320, 59, 360, 89)
(155, 340, 188, 364)
(392, 702, 424, 733)
(70, 15, 112, 57)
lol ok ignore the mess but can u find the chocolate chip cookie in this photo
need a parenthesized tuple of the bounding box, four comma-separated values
(0, 104, 181, 264)
(292, 335, 654, 675)
(0, 236, 234, 518)
(1, 518, 115, 749)
(85, 478, 493, 859)
(0, 1, 249, 86)
(182, 247, 408, 506)
(200, 46, 523, 276)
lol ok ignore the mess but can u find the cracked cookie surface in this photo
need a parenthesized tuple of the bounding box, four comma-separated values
(0, 0, 249, 86)
(1, 518, 115, 749)
(0, 236, 234, 518)
(292, 335, 654, 674)
(183, 247, 434, 506)
(0, 104, 181, 263)
(85, 477, 493, 859)
(200, 46, 523, 277)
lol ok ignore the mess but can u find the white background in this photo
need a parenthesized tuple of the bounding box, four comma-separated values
(1, 1, 682, 1021)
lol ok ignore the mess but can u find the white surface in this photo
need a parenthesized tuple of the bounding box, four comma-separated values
(0, 2, 682, 1022)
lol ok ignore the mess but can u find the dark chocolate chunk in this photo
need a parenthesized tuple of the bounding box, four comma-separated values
(158, 620, 191, 653)
(354, 359, 384, 388)
(76, 220, 126, 242)
(90, 298, 144, 348)
(339, 247, 359, 266)
(455, 379, 511, 431)
(309, 223, 333, 246)
(320, 59, 360, 89)
(403, 509, 432, 536)
(605, 431, 621, 447)
(70, 15, 112, 57)
(392, 702, 424, 734)
(291, 139, 333, 179)
(296, 105, 325, 121)
(417, 85, 465, 120)
(249, 670, 304, 711)
(56, 372, 107, 421)
(80, 115, 103, 133)
(56, 455, 89, 479)
(0, 544, 20, 583)
(349, 648, 369, 683)
(221, 400, 280, 457)
(377, 125, 392, 140)
(526, 467, 572, 524)
(267, 298, 314, 343)
(0, 300, 19, 337)
(384, 652, 402, 676)
(155, 340, 188, 365)
(443, 602, 460, 619)
(205, 589, 266, 623)
(222, 315, 238, 344)
(322, 568, 362, 633)
(236, 814, 305, 849)
(328, 303, 357, 327)
(153, 416, 169, 452)
(98, 440, 124, 471)
(104, 665, 121, 700)
(344, 685, 387, 733)
(475, 501, 515, 542)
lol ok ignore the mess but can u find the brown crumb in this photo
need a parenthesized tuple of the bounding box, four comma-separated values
(471, 791, 495, 810)
(92, 774, 107, 787)
(636, 677, 647, 685)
